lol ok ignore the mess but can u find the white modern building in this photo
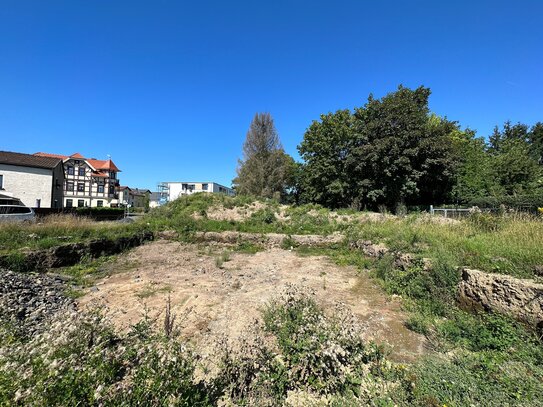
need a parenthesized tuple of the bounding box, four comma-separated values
(157, 181, 235, 203)
(0, 151, 64, 208)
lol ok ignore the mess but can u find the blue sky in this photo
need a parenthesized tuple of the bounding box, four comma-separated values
(1, 1, 542, 190)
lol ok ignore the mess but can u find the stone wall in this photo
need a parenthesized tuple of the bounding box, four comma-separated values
(458, 268, 543, 330)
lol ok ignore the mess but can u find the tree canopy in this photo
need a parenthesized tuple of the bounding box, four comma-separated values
(297, 86, 542, 209)
(233, 113, 295, 201)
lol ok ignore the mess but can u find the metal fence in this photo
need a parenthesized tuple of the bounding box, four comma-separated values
(430, 204, 539, 217)
(429, 205, 471, 218)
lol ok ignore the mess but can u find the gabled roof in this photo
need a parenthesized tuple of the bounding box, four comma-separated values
(87, 159, 121, 172)
(34, 152, 121, 172)
(0, 151, 63, 170)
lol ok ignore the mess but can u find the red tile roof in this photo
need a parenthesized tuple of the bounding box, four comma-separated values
(34, 152, 68, 159)
(34, 152, 121, 172)
(87, 159, 121, 172)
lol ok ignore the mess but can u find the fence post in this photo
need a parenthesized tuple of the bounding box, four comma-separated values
(430, 205, 434, 215)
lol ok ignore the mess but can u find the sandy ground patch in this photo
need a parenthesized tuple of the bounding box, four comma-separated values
(77, 240, 426, 362)
(197, 201, 268, 221)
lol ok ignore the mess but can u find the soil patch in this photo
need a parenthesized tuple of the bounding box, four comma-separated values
(77, 241, 426, 362)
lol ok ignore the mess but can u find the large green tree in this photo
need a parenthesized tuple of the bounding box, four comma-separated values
(297, 110, 355, 208)
(298, 86, 459, 209)
(487, 121, 542, 195)
(450, 130, 502, 201)
(351, 87, 460, 208)
(233, 113, 295, 201)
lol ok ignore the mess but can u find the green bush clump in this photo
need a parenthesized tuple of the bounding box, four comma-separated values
(250, 208, 276, 225)
(467, 212, 504, 232)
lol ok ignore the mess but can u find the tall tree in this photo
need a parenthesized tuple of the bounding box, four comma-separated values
(233, 113, 295, 200)
(298, 110, 355, 208)
(349, 86, 457, 208)
(451, 130, 502, 201)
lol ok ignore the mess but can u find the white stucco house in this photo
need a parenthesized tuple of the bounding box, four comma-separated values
(0, 151, 65, 208)
(157, 181, 235, 203)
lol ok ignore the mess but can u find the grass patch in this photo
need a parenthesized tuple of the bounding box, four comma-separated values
(136, 283, 173, 299)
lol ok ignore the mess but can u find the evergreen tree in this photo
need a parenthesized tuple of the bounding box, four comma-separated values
(233, 113, 295, 200)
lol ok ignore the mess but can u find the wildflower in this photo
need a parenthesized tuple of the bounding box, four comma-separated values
(94, 384, 104, 400)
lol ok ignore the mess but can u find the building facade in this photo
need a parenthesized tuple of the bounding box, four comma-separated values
(158, 181, 235, 203)
(118, 186, 151, 209)
(34, 152, 121, 208)
(0, 151, 64, 208)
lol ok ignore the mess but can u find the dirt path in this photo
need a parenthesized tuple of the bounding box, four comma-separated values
(77, 240, 426, 362)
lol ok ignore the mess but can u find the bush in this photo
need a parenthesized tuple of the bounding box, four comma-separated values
(218, 287, 387, 404)
(467, 212, 504, 232)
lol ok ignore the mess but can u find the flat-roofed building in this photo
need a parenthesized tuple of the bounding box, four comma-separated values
(158, 181, 234, 203)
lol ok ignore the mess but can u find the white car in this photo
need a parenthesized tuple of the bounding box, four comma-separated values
(0, 197, 35, 222)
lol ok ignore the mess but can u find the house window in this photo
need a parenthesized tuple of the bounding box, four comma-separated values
(0, 174, 3, 189)
(97, 185, 104, 193)
(202, 183, 208, 191)
(67, 166, 74, 175)
(77, 183, 85, 192)
(97, 200, 103, 207)
(67, 181, 74, 191)
(66, 199, 73, 208)
(110, 172, 116, 179)
(78, 167, 85, 176)
(78, 200, 85, 207)
(109, 186, 115, 194)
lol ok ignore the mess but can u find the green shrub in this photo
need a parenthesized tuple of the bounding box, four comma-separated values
(468, 212, 504, 232)
(250, 208, 276, 225)
(218, 287, 387, 404)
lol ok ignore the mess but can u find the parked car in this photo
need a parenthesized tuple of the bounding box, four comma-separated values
(0, 197, 35, 222)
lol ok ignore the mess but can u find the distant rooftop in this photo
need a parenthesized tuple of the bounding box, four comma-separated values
(34, 152, 121, 172)
(0, 150, 62, 170)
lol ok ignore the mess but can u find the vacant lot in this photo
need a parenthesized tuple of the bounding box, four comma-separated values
(78, 240, 426, 362)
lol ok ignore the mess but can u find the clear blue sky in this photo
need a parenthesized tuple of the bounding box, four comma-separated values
(1, 1, 542, 190)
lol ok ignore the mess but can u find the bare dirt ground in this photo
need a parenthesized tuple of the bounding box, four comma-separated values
(77, 240, 426, 362)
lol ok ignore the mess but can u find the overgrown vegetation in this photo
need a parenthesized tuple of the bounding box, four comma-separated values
(2, 194, 543, 405)
(0, 214, 149, 254)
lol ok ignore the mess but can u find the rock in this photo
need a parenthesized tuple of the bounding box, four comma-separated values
(533, 265, 543, 277)
(0, 268, 75, 337)
(457, 268, 543, 330)
(394, 253, 415, 270)
(157, 230, 179, 240)
(350, 240, 389, 258)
